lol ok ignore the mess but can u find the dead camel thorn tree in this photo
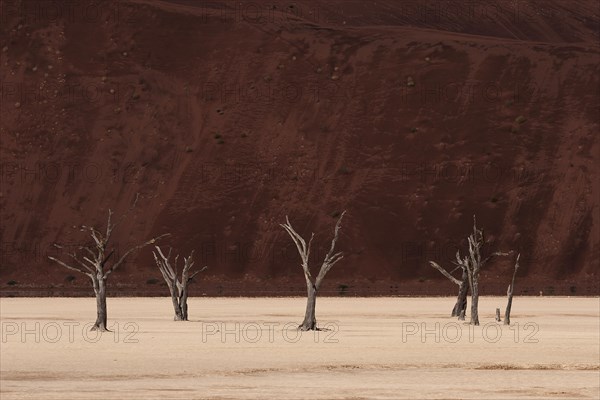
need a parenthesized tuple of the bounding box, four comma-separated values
(431, 215, 511, 326)
(48, 208, 169, 331)
(153, 246, 207, 321)
(457, 216, 512, 325)
(281, 210, 346, 331)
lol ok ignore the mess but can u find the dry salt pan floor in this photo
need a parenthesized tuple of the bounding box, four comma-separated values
(1, 297, 599, 399)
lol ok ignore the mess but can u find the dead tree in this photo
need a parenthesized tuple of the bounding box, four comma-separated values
(48, 209, 168, 331)
(504, 253, 520, 325)
(431, 217, 512, 325)
(453, 216, 511, 326)
(281, 211, 346, 331)
(429, 261, 468, 320)
(153, 246, 207, 321)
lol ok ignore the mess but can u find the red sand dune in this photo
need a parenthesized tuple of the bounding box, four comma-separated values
(1, 0, 598, 296)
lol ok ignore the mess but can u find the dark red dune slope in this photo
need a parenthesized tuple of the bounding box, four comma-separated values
(1, 0, 598, 296)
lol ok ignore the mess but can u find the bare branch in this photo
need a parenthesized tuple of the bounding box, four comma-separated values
(189, 266, 208, 281)
(316, 211, 347, 286)
(306, 233, 315, 264)
(181, 250, 195, 283)
(482, 250, 513, 265)
(82, 225, 105, 252)
(105, 209, 114, 239)
(449, 264, 462, 274)
(66, 252, 94, 274)
(81, 246, 96, 259)
(281, 218, 308, 256)
(429, 261, 462, 285)
(324, 211, 346, 264)
(48, 256, 92, 278)
(281, 217, 313, 282)
(173, 254, 180, 277)
(154, 245, 177, 280)
(317, 255, 344, 284)
(100, 249, 114, 268)
(328, 251, 344, 266)
(82, 256, 97, 268)
(153, 248, 176, 284)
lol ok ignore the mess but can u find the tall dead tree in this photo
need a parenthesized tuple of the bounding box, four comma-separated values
(153, 246, 207, 321)
(454, 216, 511, 325)
(504, 253, 520, 325)
(281, 211, 346, 331)
(429, 261, 468, 320)
(48, 208, 168, 331)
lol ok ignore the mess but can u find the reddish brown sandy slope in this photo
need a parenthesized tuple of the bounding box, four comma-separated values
(1, 1, 598, 296)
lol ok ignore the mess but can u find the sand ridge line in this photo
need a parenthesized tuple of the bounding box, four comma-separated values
(0, 371, 178, 382)
(4, 362, 597, 383)
(473, 363, 600, 371)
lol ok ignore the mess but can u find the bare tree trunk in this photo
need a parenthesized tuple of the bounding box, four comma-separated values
(504, 254, 520, 325)
(452, 270, 468, 317)
(470, 280, 480, 326)
(300, 282, 317, 331)
(171, 290, 183, 321)
(180, 289, 189, 321)
(504, 286, 513, 325)
(92, 276, 109, 331)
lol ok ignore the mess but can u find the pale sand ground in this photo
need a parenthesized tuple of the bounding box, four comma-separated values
(0, 297, 598, 400)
